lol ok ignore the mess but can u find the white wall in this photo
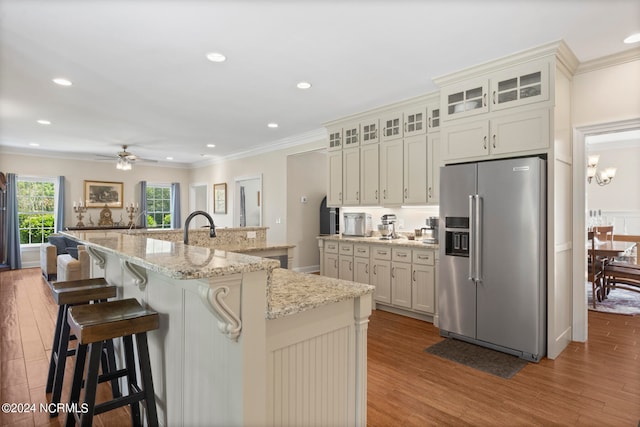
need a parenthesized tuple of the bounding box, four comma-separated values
(189, 139, 325, 246)
(586, 144, 640, 233)
(286, 150, 327, 271)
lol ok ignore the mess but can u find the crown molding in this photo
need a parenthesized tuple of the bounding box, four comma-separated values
(575, 46, 640, 75)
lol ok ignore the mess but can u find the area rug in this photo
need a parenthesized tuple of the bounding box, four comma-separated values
(587, 284, 640, 315)
(424, 338, 528, 379)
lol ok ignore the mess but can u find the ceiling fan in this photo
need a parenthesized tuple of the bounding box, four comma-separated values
(95, 145, 158, 170)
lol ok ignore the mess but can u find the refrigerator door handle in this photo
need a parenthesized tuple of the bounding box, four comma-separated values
(468, 195, 475, 281)
(475, 195, 483, 282)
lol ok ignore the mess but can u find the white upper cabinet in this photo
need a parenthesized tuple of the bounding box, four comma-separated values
(327, 151, 343, 206)
(360, 144, 380, 205)
(327, 127, 343, 151)
(379, 139, 404, 205)
(342, 147, 360, 206)
(360, 118, 380, 145)
(441, 77, 489, 121)
(403, 106, 427, 137)
(343, 122, 360, 148)
(381, 111, 404, 141)
(427, 103, 440, 133)
(403, 135, 428, 205)
(490, 60, 549, 111)
(427, 132, 440, 204)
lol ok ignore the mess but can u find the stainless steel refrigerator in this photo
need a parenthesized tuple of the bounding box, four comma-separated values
(438, 156, 546, 362)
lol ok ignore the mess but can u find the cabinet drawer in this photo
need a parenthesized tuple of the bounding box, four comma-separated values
(371, 246, 391, 260)
(392, 248, 412, 262)
(339, 243, 354, 255)
(354, 244, 370, 258)
(325, 241, 339, 254)
(412, 250, 434, 266)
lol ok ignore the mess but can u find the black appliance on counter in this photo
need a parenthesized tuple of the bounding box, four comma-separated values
(319, 196, 339, 235)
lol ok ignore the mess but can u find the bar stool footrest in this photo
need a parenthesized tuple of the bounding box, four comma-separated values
(94, 390, 145, 415)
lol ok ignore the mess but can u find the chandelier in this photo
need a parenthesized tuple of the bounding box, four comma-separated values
(587, 154, 616, 186)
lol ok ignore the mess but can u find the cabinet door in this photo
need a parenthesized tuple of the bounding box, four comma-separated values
(380, 140, 404, 205)
(342, 147, 360, 205)
(338, 255, 354, 281)
(324, 253, 339, 279)
(441, 119, 489, 162)
(381, 111, 403, 141)
(327, 151, 343, 206)
(490, 60, 550, 111)
(371, 259, 391, 304)
(442, 78, 489, 121)
(403, 135, 428, 205)
(403, 106, 427, 137)
(427, 104, 441, 133)
(327, 127, 342, 151)
(391, 261, 412, 309)
(343, 122, 360, 148)
(412, 264, 435, 314)
(427, 132, 441, 204)
(361, 118, 380, 145)
(490, 108, 550, 155)
(360, 144, 380, 205)
(354, 257, 370, 285)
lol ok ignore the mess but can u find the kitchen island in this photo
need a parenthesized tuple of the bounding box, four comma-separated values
(62, 230, 373, 427)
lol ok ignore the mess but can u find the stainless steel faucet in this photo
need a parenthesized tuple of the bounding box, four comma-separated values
(184, 210, 216, 244)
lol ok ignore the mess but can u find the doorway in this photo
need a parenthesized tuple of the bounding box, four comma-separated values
(572, 119, 640, 341)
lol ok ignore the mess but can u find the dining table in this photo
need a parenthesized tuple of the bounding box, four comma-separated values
(588, 239, 637, 258)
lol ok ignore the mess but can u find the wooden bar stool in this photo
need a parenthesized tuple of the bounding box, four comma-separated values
(65, 298, 159, 427)
(46, 278, 121, 416)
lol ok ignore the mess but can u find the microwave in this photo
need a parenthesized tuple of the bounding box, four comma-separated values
(343, 213, 372, 237)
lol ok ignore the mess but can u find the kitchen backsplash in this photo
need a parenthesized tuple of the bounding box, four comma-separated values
(341, 206, 439, 234)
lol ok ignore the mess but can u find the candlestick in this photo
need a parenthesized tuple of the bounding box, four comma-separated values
(126, 204, 139, 228)
(73, 204, 87, 227)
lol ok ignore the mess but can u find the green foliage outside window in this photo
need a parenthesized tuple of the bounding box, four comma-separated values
(17, 180, 56, 244)
(145, 185, 172, 228)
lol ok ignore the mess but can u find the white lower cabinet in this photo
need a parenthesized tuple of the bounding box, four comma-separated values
(353, 245, 370, 284)
(320, 239, 437, 321)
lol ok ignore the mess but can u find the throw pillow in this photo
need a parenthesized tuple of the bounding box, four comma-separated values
(48, 236, 67, 256)
(66, 247, 79, 259)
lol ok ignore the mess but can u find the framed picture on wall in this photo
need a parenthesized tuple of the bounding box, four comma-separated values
(214, 183, 227, 214)
(84, 180, 124, 208)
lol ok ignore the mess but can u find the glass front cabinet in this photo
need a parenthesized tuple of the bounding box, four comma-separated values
(490, 60, 549, 111)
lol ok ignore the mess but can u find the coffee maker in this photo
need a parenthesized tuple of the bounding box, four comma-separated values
(378, 214, 397, 240)
(421, 216, 439, 244)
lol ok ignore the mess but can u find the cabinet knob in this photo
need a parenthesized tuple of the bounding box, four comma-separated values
(492, 90, 496, 104)
(404, 188, 408, 199)
(483, 136, 487, 150)
(428, 187, 432, 199)
(493, 134, 496, 148)
(413, 270, 416, 281)
(375, 190, 378, 200)
(428, 117, 432, 128)
(483, 93, 487, 107)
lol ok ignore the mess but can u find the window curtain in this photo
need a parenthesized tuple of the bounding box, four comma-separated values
(170, 182, 181, 229)
(239, 186, 246, 227)
(139, 181, 147, 228)
(6, 173, 22, 269)
(55, 176, 65, 232)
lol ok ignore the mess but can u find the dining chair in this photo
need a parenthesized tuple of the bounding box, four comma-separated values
(587, 231, 606, 308)
(594, 225, 614, 243)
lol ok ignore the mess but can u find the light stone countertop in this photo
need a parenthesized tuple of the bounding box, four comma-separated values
(267, 268, 374, 320)
(62, 230, 280, 280)
(62, 230, 373, 320)
(317, 234, 439, 250)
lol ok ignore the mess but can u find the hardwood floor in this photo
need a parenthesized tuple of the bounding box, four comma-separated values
(1, 268, 639, 426)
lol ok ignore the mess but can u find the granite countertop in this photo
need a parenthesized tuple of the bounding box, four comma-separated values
(267, 268, 374, 320)
(317, 234, 439, 250)
(62, 230, 280, 280)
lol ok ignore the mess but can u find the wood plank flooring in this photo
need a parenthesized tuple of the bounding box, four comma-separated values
(1, 268, 639, 426)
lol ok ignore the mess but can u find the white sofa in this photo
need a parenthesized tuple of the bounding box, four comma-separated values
(41, 236, 90, 282)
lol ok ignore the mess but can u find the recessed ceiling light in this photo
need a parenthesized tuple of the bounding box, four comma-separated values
(623, 33, 640, 44)
(206, 144, 216, 148)
(52, 78, 72, 86)
(166, 157, 173, 160)
(37, 119, 51, 125)
(296, 81, 312, 89)
(206, 52, 227, 62)
(29, 142, 40, 147)
(267, 123, 279, 128)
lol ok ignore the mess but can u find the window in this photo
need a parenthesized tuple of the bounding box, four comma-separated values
(17, 177, 56, 245)
(146, 184, 171, 228)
